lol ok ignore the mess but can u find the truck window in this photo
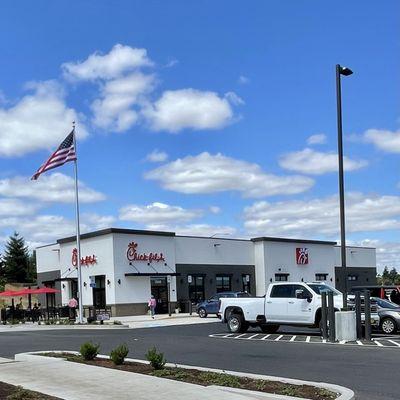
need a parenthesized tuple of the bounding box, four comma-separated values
(270, 285, 293, 298)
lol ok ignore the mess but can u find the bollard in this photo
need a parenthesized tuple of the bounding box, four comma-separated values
(189, 301, 192, 316)
(321, 292, 328, 340)
(355, 292, 362, 339)
(364, 290, 371, 341)
(328, 291, 336, 342)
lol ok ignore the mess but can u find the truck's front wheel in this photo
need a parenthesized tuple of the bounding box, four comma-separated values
(227, 314, 249, 333)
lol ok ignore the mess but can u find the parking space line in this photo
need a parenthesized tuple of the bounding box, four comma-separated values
(261, 334, 270, 340)
(222, 333, 234, 338)
(339, 340, 346, 344)
(374, 340, 384, 347)
(305, 336, 310, 343)
(388, 340, 400, 347)
(290, 335, 296, 342)
(275, 335, 283, 341)
(247, 334, 259, 340)
(356, 340, 363, 346)
(234, 334, 247, 339)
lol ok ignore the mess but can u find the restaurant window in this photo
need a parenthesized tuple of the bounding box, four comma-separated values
(189, 275, 205, 303)
(216, 275, 231, 293)
(242, 274, 251, 293)
(275, 273, 289, 282)
(45, 282, 56, 308)
(315, 273, 328, 281)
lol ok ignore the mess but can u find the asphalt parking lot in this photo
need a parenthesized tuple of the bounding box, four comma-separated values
(0, 322, 398, 400)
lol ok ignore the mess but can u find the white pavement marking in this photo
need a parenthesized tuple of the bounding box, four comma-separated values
(305, 336, 311, 343)
(274, 335, 283, 341)
(374, 340, 384, 347)
(234, 334, 246, 339)
(388, 340, 400, 347)
(356, 341, 363, 346)
(222, 334, 234, 338)
(261, 334, 270, 340)
(247, 334, 259, 340)
(339, 340, 346, 345)
(290, 335, 296, 342)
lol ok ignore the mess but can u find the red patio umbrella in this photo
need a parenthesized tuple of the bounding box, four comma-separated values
(32, 287, 60, 294)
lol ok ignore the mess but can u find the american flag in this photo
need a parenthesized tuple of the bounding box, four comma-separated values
(31, 130, 77, 180)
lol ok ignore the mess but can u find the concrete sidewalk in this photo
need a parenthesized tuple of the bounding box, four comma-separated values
(0, 353, 300, 400)
(0, 313, 217, 332)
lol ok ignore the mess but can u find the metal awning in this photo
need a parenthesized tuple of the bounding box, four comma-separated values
(125, 273, 180, 277)
(53, 277, 78, 282)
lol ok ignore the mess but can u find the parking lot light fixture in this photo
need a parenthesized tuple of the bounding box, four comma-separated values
(336, 64, 353, 310)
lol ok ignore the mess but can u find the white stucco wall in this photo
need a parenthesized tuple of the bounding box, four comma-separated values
(59, 234, 115, 306)
(175, 237, 254, 266)
(113, 233, 177, 303)
(259, 241, 336, 293)
(334, 246, 376, 268)
(36, 244, 60, 273)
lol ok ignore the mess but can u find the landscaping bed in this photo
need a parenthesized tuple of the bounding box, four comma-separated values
(41, 352, 337, 400)
(0, 381, 61, 400)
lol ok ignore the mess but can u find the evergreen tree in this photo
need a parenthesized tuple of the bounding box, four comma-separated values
(3, 232, 31, 283)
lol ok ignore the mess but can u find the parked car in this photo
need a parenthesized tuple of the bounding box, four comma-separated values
(219, 282, 380, 334)
(196, 292, 251, 318)
(351, 286, 400, 305)
(372, 297, 400, 334)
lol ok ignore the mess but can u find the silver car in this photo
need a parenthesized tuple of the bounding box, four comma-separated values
(374, 297, 400, 334)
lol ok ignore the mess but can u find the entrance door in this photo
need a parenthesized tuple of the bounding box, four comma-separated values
(93, 275, 106, 309)
(150, 277, 168, 314)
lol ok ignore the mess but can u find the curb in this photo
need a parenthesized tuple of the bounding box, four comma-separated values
(15, 351, 355, 400)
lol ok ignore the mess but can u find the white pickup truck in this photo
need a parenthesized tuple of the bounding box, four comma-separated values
(219, 282, 379, 333)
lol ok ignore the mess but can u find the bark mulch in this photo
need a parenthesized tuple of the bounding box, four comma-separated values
(0, 381, 61, 400)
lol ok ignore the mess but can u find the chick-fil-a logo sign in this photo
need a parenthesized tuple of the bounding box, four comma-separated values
(126, 242, 165, 263)
(296, 248, 309, 265)
(72, 248, 97, 267)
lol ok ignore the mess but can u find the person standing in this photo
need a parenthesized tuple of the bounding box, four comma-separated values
(68, 297, 78, 320)
(148, 295, 156, 319)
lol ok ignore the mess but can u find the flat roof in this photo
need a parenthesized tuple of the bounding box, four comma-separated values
(251, 236, 337, 245)
(57, 228, 175, 244)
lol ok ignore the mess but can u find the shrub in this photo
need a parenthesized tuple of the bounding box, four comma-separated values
(110, 344, 129, 365)
(145, 346, 166, 370)
(7, 386, 36, 400)
(80, 342, 100, 360)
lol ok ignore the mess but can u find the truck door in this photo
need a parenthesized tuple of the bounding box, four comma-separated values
(287, 284, 313, 323)
(266, 285, 291, 322)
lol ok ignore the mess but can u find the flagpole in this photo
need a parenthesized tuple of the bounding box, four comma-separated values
(72, 122, 84, 324)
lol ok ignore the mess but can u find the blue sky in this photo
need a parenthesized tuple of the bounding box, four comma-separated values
(0, 1, 399, 270)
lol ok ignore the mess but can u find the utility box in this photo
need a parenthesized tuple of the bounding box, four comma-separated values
(335, 311, 357, 341)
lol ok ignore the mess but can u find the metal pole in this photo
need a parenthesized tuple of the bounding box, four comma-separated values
(364, 290, 371, 341)
(167, 278, 171, 317)
(328, 291, 336, 342)
(355, 291, 362, 339)
(336, 64, 348, 310)
(321, 292, 328, 340)
(72, 124, 84, 324)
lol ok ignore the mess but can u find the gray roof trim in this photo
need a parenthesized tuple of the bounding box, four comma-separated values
(57, 228, 175, 244)
(251, 237, 337, 245)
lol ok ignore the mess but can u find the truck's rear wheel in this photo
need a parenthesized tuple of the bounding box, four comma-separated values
(260, 324, 279, 333)
(227, 314, 249, 333)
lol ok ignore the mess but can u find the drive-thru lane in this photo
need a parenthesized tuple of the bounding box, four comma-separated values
(0, 323, 397, 400)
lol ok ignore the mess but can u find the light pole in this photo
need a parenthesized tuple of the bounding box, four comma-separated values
(336, 64, 353, 310)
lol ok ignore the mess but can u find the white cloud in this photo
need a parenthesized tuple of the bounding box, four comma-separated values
(62, 44, 153, 81)
(209, 206, 221, 214)
(0, 199, 38, 216)
(307, 134, 327, 145)
(119, 202, 202, 225)
(279, 148, 368, 175)
(146, 149, 168, 163)
(364, 129, 400, 153)
(244, 192, 400, 237)
(91, 72, 155, 131)
(165, 59, 179, 68)
(82, 213, 116, 230)
(145, 152, 314, 198)
(0, 81, 87, 157)
(0, 173, 105, 203)
(358, 239, 400, 271)
(143, 89, 239, 133)
(238, 75, 250, 85)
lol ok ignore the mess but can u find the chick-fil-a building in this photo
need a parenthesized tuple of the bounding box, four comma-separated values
(36, 228, 376, 316)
